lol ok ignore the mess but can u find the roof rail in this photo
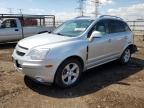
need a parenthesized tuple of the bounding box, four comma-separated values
(99, 15, 123, 20)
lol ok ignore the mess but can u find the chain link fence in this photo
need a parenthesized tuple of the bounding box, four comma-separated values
(127, 20, 144, 48)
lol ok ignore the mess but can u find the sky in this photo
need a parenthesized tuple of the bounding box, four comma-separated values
(0, 0, 144, 20)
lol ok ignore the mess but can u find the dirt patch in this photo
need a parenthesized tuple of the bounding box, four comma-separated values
(134, 35, 144, 48)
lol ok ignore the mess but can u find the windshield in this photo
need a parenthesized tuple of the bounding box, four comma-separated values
(53, 19, 94, 37)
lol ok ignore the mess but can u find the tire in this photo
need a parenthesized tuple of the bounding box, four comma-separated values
(120, 48, 131, 64)
(55, 58, 82, 88)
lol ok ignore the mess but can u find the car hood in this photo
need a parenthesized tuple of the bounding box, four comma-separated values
(18, 33, 73, 49)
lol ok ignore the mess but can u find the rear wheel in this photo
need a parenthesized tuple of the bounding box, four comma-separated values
(120, 48, 131, 64)
(55, 59, 82, 88)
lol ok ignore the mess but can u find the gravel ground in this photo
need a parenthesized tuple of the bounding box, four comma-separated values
(0, 40, 144, 108)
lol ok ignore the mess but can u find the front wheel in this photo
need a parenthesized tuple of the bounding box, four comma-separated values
(120, 48, 131, 64)
(55, 59, 82, 88)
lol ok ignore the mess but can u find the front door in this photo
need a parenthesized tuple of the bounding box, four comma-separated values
(87, 20, 113, 68)
(0, 19, 21, 42)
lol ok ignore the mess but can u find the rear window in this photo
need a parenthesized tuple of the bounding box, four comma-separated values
(1, 19, 17, 28)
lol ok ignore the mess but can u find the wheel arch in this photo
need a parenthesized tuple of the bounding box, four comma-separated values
(57, 55, 84, 72)
(54, 55, 85, 83)
(124, 44, 137, 54)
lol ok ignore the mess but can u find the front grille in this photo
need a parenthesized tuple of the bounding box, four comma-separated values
(16, 51, 25, 56)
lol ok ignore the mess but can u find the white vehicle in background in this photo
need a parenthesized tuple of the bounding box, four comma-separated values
(0, 14, 56, 42)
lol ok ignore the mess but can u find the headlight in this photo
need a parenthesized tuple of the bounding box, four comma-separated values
(27, 48, 50, 60)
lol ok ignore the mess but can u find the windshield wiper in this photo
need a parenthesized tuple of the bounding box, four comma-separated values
(56, 33, 65, 36)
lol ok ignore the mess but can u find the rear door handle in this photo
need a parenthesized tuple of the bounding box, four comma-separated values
(15, 29, 19, 31)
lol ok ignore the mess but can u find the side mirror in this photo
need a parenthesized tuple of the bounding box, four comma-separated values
(89, 31, 102, 41)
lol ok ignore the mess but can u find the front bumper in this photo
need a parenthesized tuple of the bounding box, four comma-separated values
(12, 55, 57, 84)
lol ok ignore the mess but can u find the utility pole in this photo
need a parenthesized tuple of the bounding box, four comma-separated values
(94, 0, 100, 17)
(77, 0, 86, 16)
(18, 9, 23, 14)
(91, 0, 100, 17)
(8, 8, 13, 14)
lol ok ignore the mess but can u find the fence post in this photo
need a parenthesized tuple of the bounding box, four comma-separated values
(133, 21, 135, 31)
(133, 21, 136, 44)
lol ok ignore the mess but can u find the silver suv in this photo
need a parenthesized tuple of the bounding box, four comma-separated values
(12, 15, 137, 88)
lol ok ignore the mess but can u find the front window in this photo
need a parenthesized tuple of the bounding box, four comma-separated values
(53, 19, 94, 37)
(1, 19, 17, 28)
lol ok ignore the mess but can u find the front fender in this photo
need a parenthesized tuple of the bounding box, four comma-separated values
(45, 39, 88, 74)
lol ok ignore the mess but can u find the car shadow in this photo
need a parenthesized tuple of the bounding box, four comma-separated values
(0, 42, 17, 49)
(24, 57, 144, 98)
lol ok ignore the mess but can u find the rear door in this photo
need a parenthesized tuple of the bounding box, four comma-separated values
(0, 19, 22, 42)
(107, 20, 129, 56)
(23, 26, 41, 37)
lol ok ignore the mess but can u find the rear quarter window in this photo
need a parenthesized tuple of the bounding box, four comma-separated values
(108, 20, 130, 33)
(123, 22, 131, 32)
